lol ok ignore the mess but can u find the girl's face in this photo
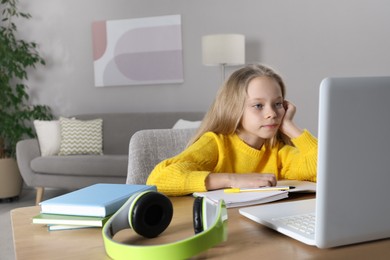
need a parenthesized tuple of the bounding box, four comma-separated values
(238, 76, 285, 149)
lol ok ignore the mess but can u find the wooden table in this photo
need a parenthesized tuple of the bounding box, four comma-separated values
(11, 195, 390, 259)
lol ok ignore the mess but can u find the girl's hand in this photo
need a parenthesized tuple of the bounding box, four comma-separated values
(205, 173, 277, 190)
(279, 100, 303, 138)
(228, 173, 277, 188)
(282, 100, 297, 122)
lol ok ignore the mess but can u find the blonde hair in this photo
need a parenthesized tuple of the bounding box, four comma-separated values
(189, 64, 292, 147)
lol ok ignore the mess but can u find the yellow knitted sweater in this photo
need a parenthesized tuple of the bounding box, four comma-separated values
(147, 130, 318, 196)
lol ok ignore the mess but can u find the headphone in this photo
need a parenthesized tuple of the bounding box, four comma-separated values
(102, 190, 228, 260)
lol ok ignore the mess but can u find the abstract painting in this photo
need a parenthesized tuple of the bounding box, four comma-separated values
(92, 15, 183, 87)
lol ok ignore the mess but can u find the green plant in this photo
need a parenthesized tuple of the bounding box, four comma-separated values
(0, 0, 52, 158)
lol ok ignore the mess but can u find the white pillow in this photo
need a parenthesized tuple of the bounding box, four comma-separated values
(172, 119, 201, 129)
(34, 120, 61, 156)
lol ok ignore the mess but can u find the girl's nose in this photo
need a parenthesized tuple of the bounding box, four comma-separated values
(264, 106, 277, 118)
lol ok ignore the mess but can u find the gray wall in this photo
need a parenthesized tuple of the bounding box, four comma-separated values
(19, 0, 390, 135)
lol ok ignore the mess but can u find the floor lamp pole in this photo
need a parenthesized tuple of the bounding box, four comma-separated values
(220, 63, 226, 84)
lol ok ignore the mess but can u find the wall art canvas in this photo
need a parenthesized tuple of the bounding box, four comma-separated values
(92, 15, 183, 87)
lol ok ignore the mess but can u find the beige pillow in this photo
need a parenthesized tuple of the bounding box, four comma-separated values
(34, 120, 61, 156)
(59, 117, 103, 155)
(172, 119, 201, 129)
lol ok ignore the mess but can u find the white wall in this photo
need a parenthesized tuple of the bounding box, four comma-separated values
(19, 0, 390, 135)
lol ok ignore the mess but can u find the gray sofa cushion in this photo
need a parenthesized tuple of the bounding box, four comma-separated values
(31, 155, 128, 177)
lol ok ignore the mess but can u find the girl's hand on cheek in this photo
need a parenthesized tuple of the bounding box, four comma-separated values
(280, 100, 303, 138)
(282, 100, 296, 122)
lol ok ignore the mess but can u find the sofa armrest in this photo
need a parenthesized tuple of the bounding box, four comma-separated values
(16, 139, 41, 187)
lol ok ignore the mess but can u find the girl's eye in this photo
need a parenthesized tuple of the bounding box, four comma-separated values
(254, 104, 264, 110)
(275, 102, 284, 108)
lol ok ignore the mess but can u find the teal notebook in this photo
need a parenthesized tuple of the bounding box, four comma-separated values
(39, 183, 156, 217)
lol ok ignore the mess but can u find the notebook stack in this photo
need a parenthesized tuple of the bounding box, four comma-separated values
(33, 183, 156, 231)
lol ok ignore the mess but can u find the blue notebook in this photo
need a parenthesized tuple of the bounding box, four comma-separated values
(39, 184, 156, 217)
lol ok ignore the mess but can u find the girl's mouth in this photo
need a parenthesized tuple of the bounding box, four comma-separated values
(262, 124, 279, 129)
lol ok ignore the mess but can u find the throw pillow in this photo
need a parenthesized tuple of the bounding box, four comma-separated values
(172, 119, 201, 129)
(59, 117, 103, 155)
(34, 120, 61, 156)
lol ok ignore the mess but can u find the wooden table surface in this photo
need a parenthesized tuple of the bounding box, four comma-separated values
(11, 194, 390, 259)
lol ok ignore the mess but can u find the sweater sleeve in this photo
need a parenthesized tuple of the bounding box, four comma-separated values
(146, 133, 219, 196)
(278, 130, 318, 182)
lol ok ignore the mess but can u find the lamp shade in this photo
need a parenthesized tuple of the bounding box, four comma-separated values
(202, 34, 245, 66)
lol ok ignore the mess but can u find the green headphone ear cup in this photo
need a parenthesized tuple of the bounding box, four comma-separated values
(130, 192, 173, 238)
(193, 197, 204, 234)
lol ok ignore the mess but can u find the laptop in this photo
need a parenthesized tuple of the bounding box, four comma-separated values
(239, 76, 390, 248)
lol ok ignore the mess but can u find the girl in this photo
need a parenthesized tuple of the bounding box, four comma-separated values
(147, 64, 317, 196)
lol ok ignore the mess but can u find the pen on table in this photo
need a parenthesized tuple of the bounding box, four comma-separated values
(224, 186, 295, 193)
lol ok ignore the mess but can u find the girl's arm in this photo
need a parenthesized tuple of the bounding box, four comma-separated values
(147, 132, 279, 195)
(205, 173, 277, 190)
(279, 100, 318, 181)
(146, 133, 219, 196)
(279, 130, 318, 181)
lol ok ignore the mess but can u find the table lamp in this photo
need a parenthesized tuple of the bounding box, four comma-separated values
(202, 34, 245, 83)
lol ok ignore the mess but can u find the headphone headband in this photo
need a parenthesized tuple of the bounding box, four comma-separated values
(102, 191, 227, 260)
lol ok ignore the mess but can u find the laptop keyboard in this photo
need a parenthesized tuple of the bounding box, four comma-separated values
(272, 213, 316, 235)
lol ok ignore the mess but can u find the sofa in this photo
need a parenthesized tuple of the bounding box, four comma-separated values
(16, 112, 204, 204)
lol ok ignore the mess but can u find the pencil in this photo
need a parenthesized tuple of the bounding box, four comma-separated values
(224, 186, 295, 193)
